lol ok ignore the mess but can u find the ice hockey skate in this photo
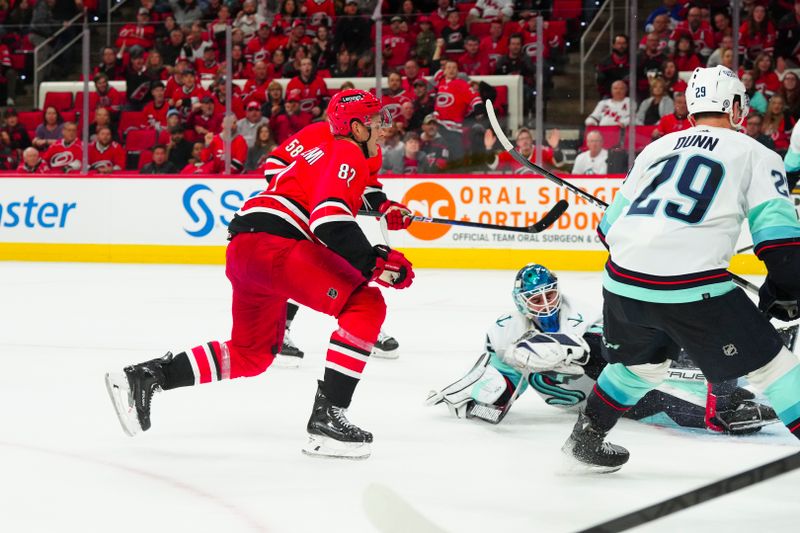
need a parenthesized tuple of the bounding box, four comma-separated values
(302, 382, 373, 460)
(562, 411, 629, 473)
(274, 329, 305, 368)
(105, 353, 168, 437)
(371, 331, 399, 359)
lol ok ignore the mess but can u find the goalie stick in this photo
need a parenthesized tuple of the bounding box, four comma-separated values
(484, 99, 760, 297)
(358, 199, 568, 234)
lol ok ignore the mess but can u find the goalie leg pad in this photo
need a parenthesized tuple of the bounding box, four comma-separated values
(471, 365, 511, 405)
(425, 353, 491, 418)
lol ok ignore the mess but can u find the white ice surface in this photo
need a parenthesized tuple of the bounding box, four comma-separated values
(0, 263, 797, 533)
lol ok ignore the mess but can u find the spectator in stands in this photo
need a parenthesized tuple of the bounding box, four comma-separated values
(330, 48, 359, 78)
(311, 24, 335, 71)
(170, 68, 207, 116)
(94, 47, 125, 81)
(245, 22, 275, 64)
(652, 91, 690, 139)
(0, 41, 19, 106)
(429, 0, 451, 35)
(441, 8, 468, 58)
(17, 147, 50, 173)
(484, 127, 565, 173)
(207, 5, 231, 47)
(596, 34, 629, 98)
(334, 0, 371, 58)
(169, 0, 203, 26)
(395, 101, 416, 134)
(238, 101, 269, 147)
(744, 113, 776, 150)
(0, 130, 17, 170)
(380, 126, 405, 174)
(2, 108, 31, 153)
(467, 0, 512, 26)
(495, 33, 536, 115)
(145, 50, 168, 80)
(641, 14, 671, 55)
(166, 124, 193, 169)
(209, 78, 246, 119)
(637, 32, 669, 95)
(383, 16, 412, 70)
(182, 23, 212, 63)
(752, 53, 781, 99)
(7, 0, 34, 32)
(585, 80, 631, 127)
(42, 121, 81, 173)
(286, 57, 328, 119)
(776, 1, 800, 69)
(409, 78, 434, 132)
(738, 4, 777, 68)
(673, 34, 702, 72)
(284, 20, 313, 56)
(186, 141, 204, 169)
(644, 0, 682, 32)
(669, 5, 714, 63)
(89, 107, 120, 144)
(282, 45, 309, 79)
(189, 95, 222, 137)
(402, 59, 424, 91)
(382, 131, 429, 174)
(480, 19, 508, 73)
(143, 81, 169, 131)
(196, 45, 222, 81)
(434, 59, 480, 161)
(459, 35, 491, 76)
(742, 71, 769, 115)
(229, 44, 254, 80)
(419, 114, 450, 171)
(245, 124, 276, 171)
(273, 0, 298, 35)
(660, 59, 681, 95)
(94, 73, 124, 114)
(572, 130, 608, 175)
(707, 35, 733, 68)
(125, 46, 156, 111)
(88, 126, 125, 174)
(117, 8, 156, 51)
(382, 71, 413, 124)
(271, 91, 312, 143)
(762, 94, 795, 154)
(712, 11, 733, 49)
(195, 115, 248, 174)
(243, 61, 273, 104)
(415, 15, 437, 68)
(159, 30, 186, 69)
(781, 72, 800, 119)
(32, 106, 63, 151)
(261, 81, 284, 121)
(140, 144, 179, 174)
(636, 77, 674, 125)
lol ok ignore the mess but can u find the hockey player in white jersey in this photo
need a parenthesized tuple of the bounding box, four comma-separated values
(561, 65, 800, 473)
(786, 123, 800, 191)
(426, 264, 778, 433)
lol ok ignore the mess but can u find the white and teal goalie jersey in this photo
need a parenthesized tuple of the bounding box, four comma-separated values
(598, 125, 800, 303)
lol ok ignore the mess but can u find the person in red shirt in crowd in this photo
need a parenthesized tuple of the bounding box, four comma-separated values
(88, 126, 126, 173)
(711, 11, 733, 49)
(43, 122, 83, 174)
(304, 0, 335, 23)
(116, 8, 156, 51)
(271, 90, 313, 143)
(739, 4, 777, 68)
(189, 96, 223, 137)
(243, 60, 274, 105)
(459, 35, 491, 76)
(142, 81, 170, 130)
(480, 19, 509, 73)
(286, 57, 329, 118)
(169, 69, 208, 117)
(196, 45, 222, 81)
(381, 71, 413, 123)
(229, 44, 255, 80)
(669, 6, 715, 63)
(401, 59, 425, 92)
(673, 35, 702, 72)
(94, 47, 126, 81)
(210, 79, 247, 120)
(517, 12, 554, 61)
(433, 60, 480, 161)
(751, 53, 781, 99)
(441, 8, 468, 59)
(383, 15, 412, 70)
(762, 94, 796, 153)
(17, 147, 50, 174)
(164, 59, 190, 96)
(284, 20, 314, 53)
(429, 0, 452, 36)
(93, 73, 125, 114)
(652, 91, 691, 139)
(191, 115, 249, 174)
(641, 13, 671, 54)
(484, 127, 565, 173)
(246, 23, 280, 64)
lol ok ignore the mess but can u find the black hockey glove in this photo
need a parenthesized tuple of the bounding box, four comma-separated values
(758, 279, 800, 322)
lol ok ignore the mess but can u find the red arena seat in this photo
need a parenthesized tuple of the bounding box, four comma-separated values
(44, 91, 74, 112)
(126, 129, 157, 152)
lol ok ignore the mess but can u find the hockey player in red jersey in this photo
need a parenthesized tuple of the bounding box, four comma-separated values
(105, 90, 414, 459)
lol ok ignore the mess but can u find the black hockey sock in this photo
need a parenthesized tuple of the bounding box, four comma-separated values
(161, 341, 227, 390)
(286, 302, 299, 329)
(322, 329, 373, 408)
(585, 385, 630, 434)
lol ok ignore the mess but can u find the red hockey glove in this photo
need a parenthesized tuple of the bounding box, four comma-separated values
(371, 245, 415, 289)
(378, 200, 413, 230)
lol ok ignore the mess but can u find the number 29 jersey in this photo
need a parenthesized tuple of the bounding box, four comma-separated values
(598, 125, 800, 303)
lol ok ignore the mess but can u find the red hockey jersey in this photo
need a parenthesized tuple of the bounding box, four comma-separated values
(434, 78, 481, 132)
(88, 141, 126, 172)
(286, 75, 329, 113)
(43, 139, 83, 173)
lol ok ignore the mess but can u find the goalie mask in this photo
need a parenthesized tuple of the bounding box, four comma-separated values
(512, 264, 561, 332)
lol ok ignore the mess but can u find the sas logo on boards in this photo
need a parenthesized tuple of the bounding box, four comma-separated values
(182, 184, 260, 238)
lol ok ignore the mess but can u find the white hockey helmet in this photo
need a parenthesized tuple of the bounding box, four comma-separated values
(686, 65, 749, 128)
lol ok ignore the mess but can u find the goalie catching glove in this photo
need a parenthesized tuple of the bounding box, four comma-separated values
(378, 200, 413, 230)
(501, 331, 590, 376)
(371, 245, 414, 289)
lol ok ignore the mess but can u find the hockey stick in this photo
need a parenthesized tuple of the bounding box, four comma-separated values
(484, 100, 761, 296)
(358, 199, 568, 234)
(577, 451, 800, 533)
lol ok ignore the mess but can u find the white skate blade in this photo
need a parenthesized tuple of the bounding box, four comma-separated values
(559, 447, 623, 474)
(301, 434, 371, 460)
(371, 347, 399, 359)
(273, 354, 302, 368)
(104, 372, 141, 437)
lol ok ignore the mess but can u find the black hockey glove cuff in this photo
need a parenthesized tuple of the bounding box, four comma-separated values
(758, 279, 800, 322)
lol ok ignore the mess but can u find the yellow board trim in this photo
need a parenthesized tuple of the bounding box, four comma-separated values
(0, 242, 768, 275)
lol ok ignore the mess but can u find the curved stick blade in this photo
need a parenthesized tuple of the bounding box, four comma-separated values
(485, 99, 514, 151)
(531, 199, 569, 232)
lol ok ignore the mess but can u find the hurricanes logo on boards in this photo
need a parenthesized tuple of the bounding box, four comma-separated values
(401, 182, 455, 241)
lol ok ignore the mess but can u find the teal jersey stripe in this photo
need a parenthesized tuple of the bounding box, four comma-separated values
(602, 270, 736, 303)
(786, 150, 800, 172)
(748, 199, 800, 246)
(599, 193, 630, 236)
(597, 363, 657, 406)
(764, 365, 800, 424)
